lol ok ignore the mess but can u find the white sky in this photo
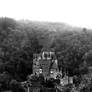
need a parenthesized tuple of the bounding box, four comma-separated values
(0, 0, 92, 29)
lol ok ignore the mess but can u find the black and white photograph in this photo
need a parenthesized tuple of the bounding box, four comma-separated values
(0, 0, 92, 92)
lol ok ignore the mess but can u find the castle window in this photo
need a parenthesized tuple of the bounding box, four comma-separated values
(39, 69, 42, 73)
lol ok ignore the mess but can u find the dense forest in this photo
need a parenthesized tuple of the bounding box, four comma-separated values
(0, 17, 92, 91)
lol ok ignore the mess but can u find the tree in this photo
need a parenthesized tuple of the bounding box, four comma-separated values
(84, 50, 92, 66)
(0, 72, 12, 91)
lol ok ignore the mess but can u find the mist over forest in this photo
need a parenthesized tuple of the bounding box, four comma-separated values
(0, 17, 92, 91)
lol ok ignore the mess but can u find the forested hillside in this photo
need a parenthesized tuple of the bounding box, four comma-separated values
(0, 17, 92, 91)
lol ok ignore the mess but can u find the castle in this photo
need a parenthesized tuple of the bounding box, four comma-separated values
(21, 49, 73, 92)
(33, 48, 59, 79)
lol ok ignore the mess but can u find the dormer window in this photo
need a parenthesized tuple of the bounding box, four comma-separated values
(42, 51, 51, 60)
(42, 51, 55, 60)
